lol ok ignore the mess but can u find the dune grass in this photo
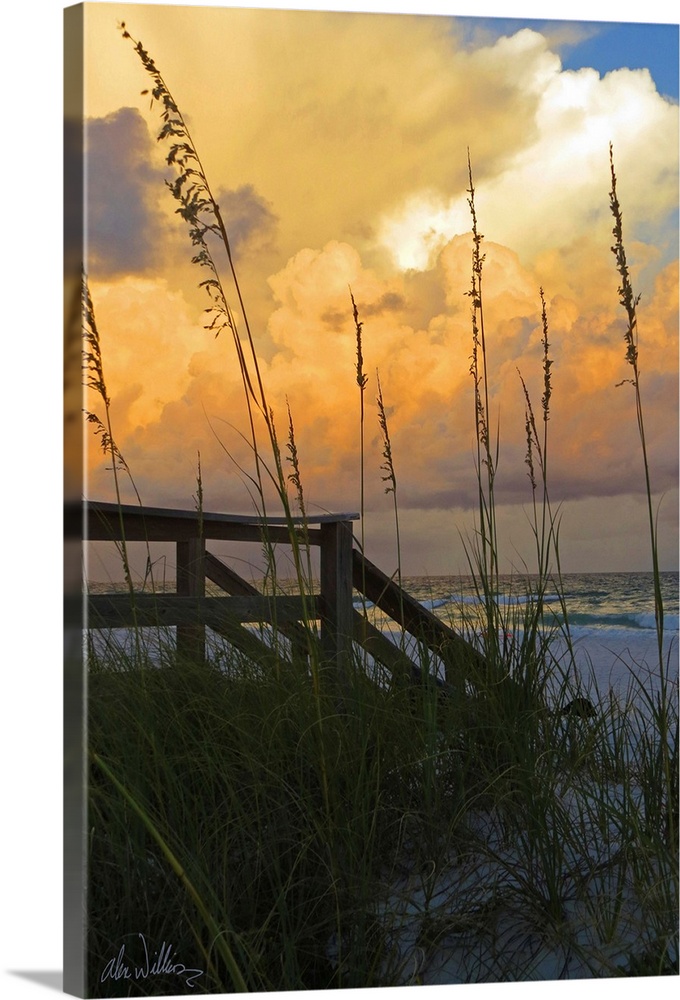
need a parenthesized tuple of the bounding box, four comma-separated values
(86, 605, 678, 991)
(81, 29, 678, 994)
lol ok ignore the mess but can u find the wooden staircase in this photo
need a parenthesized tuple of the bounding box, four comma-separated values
(67, 500, 483, 688)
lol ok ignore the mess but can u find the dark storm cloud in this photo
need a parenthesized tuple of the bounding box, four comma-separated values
(215, 184, 278, 255)
(64, 118, 84, 276)
(363, 291, 406, 316)
(320, 290, 406, 329)
(85, 107, 168, 277)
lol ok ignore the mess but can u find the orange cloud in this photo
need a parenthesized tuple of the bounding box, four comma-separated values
(81, 6, 678, 572)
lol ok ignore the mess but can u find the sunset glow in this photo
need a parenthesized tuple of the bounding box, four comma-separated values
(77, 2, 679, 576)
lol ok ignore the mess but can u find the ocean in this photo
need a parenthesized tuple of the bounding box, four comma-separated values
(401, 571, 679, 634)
(88, 571, 679, 703)
(360, 571, 679, 700)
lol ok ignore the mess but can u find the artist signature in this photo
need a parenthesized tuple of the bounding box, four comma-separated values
(100, 933, 204, 989)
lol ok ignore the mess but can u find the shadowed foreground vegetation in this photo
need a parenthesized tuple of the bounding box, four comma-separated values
(87, 610, 677, 992)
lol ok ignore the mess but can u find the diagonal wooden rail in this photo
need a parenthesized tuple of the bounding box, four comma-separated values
(352, 550, 485, 683)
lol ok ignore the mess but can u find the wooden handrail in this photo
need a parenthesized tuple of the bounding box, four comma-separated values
(65, 500, 359, 543)
(87, 593, 315, 627)
(352, 549, 485, 680)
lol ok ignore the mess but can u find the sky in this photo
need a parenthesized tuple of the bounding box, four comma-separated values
(72, 1, 679, 579)
(456, 17, 679, 100)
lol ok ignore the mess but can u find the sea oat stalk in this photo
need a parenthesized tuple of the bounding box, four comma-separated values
(376, 370, 403, 594)
(83, 275, 139, 603)
(466, 152, 501, 659)
(609, 143, 673, 860)
(286, 399, 315, 589)
(351, 288, 369, 626)
(351, 288, 368, 548)
(608, 144, 664, 657)
(120, 22, 277, 514)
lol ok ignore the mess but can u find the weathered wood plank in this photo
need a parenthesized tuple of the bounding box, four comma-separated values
(352, 610, 417, 682)
(86, 511, 323, 545)
(351, 611, 448, 688)
(207, 616, 287, 668)
(177, 538, 205, 664)
(87, 593, 315, 629)
(352, 550, 484, 680)
(205, 551, 317, 661)
(204, 551, 261, 598)
(66, 501, 358, 543)
(319, 520, 354, 670)
(86, 500, 359, 525)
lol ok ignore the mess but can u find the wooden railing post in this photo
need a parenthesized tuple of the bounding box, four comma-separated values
(176, 537, 205, 665)
(319, 520, 354, 674)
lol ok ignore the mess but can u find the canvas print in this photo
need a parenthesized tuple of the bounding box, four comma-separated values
(64, 2, 679, 995)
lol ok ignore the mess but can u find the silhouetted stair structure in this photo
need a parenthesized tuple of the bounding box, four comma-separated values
(67, 500, 483, 688)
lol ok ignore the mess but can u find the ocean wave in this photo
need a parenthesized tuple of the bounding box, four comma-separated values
(562, 611, 680, 632)
(420, 596, 453, 610)
(563, 588, 610, 600)
(421, 592, 562, 610)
